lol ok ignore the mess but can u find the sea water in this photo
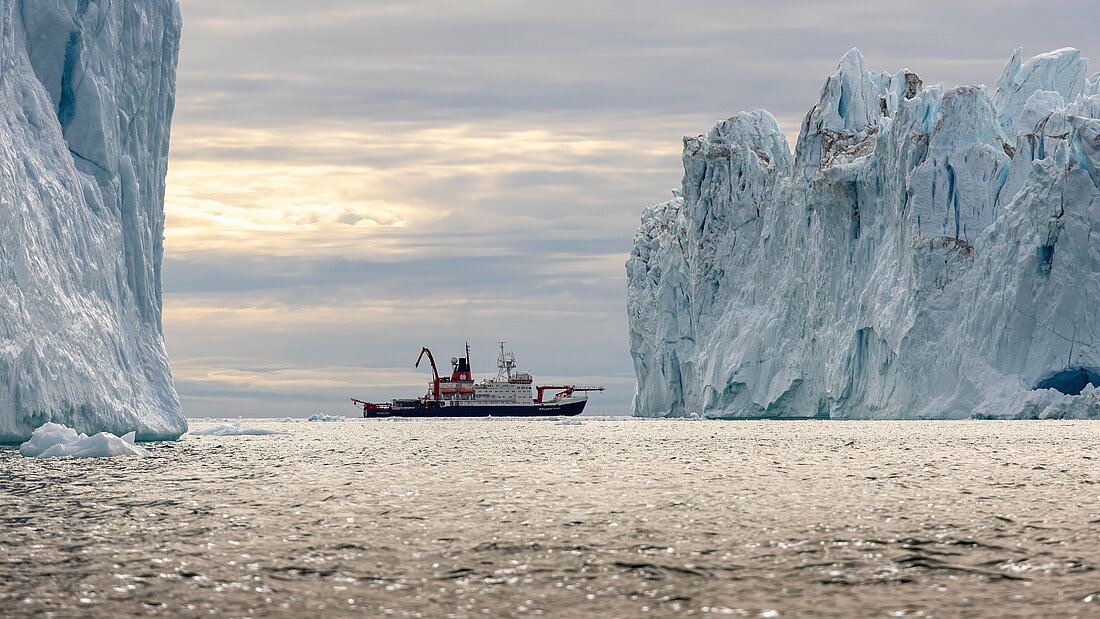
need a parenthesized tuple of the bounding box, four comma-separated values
(2, 419, 1098, 616)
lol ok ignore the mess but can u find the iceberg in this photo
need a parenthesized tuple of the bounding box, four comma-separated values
(0, 0, 184, 440)
(20, 422, 151, 458)
(627, 48, 1100, 420)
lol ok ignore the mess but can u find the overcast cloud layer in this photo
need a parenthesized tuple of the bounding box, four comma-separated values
(164, 0, 1098, 417)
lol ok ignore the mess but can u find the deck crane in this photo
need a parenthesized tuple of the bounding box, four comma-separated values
(536, 385, 605, 403)
(415, 346, 441, 399)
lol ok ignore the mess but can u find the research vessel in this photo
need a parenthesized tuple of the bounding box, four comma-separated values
(352, 343, 603, 417)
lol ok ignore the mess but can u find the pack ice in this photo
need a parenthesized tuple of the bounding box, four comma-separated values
(627, 48, 1100, 419)
(0, 0, 185, 440)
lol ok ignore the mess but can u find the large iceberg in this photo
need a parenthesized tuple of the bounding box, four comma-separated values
(627, 48, 1100, 419)
(0, 0, 185, 440)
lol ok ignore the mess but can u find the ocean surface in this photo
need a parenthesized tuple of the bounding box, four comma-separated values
(2, 418, 1099, 617)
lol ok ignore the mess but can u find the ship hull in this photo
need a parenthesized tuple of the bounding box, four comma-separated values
(367, 399, 587, 418)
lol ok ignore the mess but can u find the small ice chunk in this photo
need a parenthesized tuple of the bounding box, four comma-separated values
(20, 422, 151, 458)
(189, 423, 288, 436)
(307, 413, 345, 422)
(556, 418, 584, 425)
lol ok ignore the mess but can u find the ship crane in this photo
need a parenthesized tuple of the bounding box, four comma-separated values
(536, 385, 605, 403)
(351, 398, 391, 414)
(415, 346, 441, 399)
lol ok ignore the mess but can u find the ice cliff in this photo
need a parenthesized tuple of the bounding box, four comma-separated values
(0, 0, 184, 440)
(627, 48, 1100, 419)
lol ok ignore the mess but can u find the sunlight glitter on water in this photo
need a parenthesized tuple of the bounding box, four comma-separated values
(2, 419, 1099, 616)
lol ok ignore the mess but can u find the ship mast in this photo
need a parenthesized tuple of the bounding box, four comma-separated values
(496, 341, 516, 381)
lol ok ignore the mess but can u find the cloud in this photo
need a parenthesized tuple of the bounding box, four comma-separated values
(164, 114, 695, 261)
(175, 0, 1096, 131)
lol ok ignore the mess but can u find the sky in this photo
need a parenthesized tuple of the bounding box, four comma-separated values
(162, 0, 1098, 417)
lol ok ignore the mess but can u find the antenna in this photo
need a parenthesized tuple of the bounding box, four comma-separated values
(496, 341, 516, 380)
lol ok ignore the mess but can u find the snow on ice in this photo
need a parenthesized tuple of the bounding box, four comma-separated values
(0, 0, 185, 441)
(627, 48, 1100, 419)
(20, 422, 151, 458)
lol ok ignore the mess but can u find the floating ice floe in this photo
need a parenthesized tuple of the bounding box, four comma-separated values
(578, 416, 635, 421)
(307, 413, 345, 422)
(19, 423, 151, 458)
(555, 418, 584, 425)
(189, 423, 288, 436)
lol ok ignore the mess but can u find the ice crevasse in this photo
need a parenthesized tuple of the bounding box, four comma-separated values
(627, 48, 1100, 419)
(0, 0, 185, 440)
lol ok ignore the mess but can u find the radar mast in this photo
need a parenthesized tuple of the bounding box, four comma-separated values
(496, 341, 516, 380)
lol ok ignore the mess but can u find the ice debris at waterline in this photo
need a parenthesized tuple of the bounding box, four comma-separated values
(190, 424, 289, 436)
(308, 413, 345, 422)
(627, 47, 1100, 420)
(19, 423, 150, 458)
(0, 0, 185, 441)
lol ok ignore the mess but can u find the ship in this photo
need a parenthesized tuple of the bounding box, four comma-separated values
(352, 343, 603, 418)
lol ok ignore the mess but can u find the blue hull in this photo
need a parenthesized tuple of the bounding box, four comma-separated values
(366, 399, 587, 418)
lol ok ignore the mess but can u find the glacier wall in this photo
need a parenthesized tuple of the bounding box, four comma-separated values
(0, 0, 185, 440)
(627, 48, 1100, 419)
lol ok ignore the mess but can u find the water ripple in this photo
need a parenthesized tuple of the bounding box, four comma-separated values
(1, 419, 1098, 616)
